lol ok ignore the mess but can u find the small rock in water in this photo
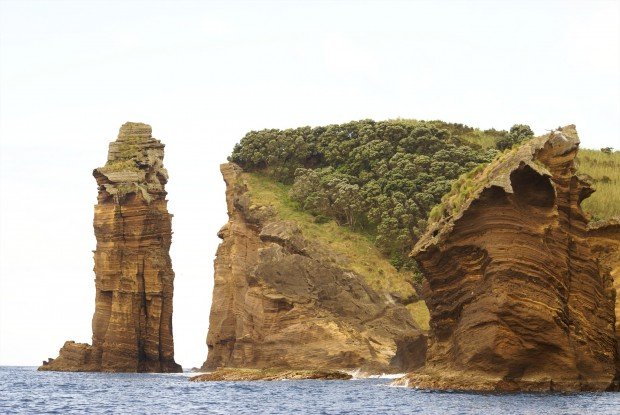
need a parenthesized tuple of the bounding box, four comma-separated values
(189, 368, 352, 382)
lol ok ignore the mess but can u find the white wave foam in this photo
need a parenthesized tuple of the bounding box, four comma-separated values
(345, 369, 406, 380)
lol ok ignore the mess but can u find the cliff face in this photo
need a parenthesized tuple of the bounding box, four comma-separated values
(203, 163, 426, 373)
(396, 126, 618, 391)
(40, 122, 181, 373)
(589, 218, 620, 372)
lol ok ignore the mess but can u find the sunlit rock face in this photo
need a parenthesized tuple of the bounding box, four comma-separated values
(39, 122, 181, 373)
(588, 217, 620, 377)
(202, 163, 426, 374)
(395, 126, 619, 392)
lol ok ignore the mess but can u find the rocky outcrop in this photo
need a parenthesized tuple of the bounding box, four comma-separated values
(589, 217, 620, 374)
(395, 126, 618, 391)
(190, 368, 352, 381)
(202, 163, 426, 374)
(589, 218, 620, 331)
(39, 122, 181, 373)
(39, 341, 100, 372)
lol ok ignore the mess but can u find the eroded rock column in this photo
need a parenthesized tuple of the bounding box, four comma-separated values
(39, 122, 181, 373)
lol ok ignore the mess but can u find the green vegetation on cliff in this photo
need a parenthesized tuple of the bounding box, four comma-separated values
(242, 172, 430, 330)
(231, 119, 616, 332)
(231, 121, 617, 266)
(230, 119, 503, 270)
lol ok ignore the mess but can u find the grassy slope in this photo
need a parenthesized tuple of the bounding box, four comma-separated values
(242, 172, 430, 330)
(577, 149, 620, 220)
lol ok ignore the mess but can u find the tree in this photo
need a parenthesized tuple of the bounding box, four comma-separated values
(496, 124, 534, 151)
(231, 119, 498, 270)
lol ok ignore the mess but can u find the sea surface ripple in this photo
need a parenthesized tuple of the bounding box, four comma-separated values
(1, 366, 619, 414)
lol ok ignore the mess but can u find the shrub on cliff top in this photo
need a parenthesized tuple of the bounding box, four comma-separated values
(495, 124, 534, 151)
(230, 120, 616, 273)
(229, 119, 502, 269)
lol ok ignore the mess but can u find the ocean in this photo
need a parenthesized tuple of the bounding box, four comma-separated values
(0, 366, 618, 414)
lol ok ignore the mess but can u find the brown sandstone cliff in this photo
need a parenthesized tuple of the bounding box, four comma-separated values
(395, 126, 618, 391)
(202, 163, 426, 373)
(39, 122, 181, 373)
(589, 217, 620, 374)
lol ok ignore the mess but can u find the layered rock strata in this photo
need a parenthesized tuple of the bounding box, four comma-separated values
(202, 163, 426, 373)
(39, 122, 181, 373)
(395, 126, 618, 391)
(588, 217, 620, 373)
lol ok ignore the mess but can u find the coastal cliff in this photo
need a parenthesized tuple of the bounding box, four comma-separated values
(202, 163, 426, 373)
(39, 122, 181, 373)
(395, 126, 619, 391)
(589, 217, 620, 374)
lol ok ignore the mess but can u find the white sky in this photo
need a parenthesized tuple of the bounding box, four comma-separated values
(0, 0, 619, 367)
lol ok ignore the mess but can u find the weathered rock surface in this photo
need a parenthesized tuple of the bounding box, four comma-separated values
(589, 218, 620, 332)
(396, 126, 619, 392)
(589, 217, 620, 374)
(39, 341, 100, 372)
(39, 122, 181, 373)
(202, 163, 426, 374)
(190, 368, 352, 381)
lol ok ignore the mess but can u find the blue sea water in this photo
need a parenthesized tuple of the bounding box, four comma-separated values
(0, 367, 619, 415)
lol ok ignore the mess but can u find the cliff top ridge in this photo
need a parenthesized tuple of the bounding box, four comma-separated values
(414, 125, 580, 256)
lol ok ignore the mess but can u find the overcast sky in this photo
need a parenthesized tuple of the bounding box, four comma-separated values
(1, 0, 619, 367)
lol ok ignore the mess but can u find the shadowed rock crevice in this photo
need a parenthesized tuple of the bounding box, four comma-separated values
(39, 122, 181, 373)
(510, 164, 555, 208)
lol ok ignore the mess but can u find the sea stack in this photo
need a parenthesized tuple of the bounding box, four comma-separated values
(39, 122, 181, 373)
(395, 126, 619, 391)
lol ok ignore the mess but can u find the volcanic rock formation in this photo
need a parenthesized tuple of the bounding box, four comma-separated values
(39, 122, 181, 373)
(190, 368, 352, 381)
(395, 126, 619, 391)
(202, 163, 426, 373)
(589, 217, 620, 373)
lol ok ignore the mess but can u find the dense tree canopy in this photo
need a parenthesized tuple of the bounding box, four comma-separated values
(229, 119, 517, 270)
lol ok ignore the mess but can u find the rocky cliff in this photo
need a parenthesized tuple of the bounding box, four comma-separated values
(202, 163, 426, 373)
(39, 122, 181, 373)
(395, 126, 619, 391)
(589, 217, 620, 373)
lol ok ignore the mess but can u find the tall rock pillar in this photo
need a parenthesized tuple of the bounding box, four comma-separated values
(39, 122, 181, 373)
